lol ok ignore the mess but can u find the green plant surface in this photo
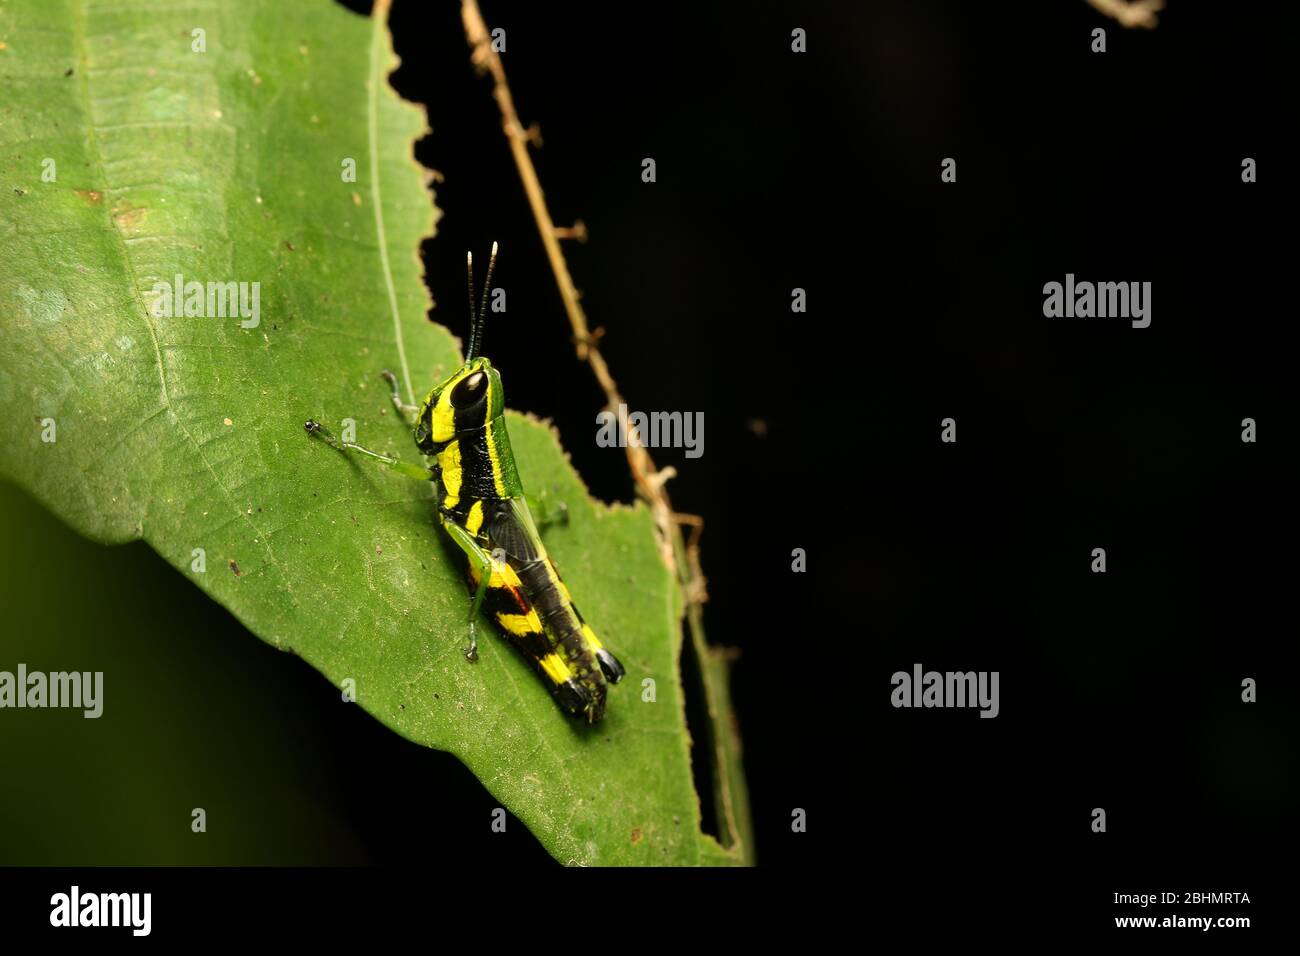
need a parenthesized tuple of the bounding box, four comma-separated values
(0, 0, 743, 866)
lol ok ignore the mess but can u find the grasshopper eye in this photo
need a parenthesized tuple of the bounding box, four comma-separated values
(450, 371, 486, 408)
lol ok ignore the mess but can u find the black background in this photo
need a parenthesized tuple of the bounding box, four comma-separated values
(364, 0, 1297, 889)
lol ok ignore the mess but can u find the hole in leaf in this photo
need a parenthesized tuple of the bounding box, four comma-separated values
(680, 628, 720, 842)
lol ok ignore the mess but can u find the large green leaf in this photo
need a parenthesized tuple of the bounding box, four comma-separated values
(0, 0, 743, 865)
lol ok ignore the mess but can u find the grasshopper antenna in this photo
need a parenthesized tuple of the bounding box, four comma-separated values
(465, 249, 478, 361)
(464, 241, 498, 362)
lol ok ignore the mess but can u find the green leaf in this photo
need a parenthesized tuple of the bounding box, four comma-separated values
(0, 0, 743, 865)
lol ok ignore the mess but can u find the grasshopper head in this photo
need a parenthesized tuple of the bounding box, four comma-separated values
(414, 357, 503, 454)
(414, 242, 504, 456)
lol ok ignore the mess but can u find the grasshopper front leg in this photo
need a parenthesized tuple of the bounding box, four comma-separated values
(380, 369, 420, 427)
(304, 420, 431, 481)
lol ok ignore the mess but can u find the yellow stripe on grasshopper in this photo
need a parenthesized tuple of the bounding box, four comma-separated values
(496, 609, 544, 636)
(484, 418, 509, 498)
(581, 623, 604, 650)
(465, 500, 485, 536)
(468, 554, 522, 590)
(439, 439, 462, 509)
(538, 652, 574, 685)
(430, 389, 456, 443)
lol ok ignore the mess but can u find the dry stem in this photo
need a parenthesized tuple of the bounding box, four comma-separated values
(461, 0, 685, 575)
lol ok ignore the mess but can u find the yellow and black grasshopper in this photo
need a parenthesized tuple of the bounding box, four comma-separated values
(305, 244, 625, 722)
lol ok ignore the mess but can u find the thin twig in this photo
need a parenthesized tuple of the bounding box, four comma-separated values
(674, 512, 709, 605)
(461, 0, 680, 574)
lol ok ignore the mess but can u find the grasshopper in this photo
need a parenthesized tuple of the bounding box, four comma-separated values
(305, 244, 625, 722)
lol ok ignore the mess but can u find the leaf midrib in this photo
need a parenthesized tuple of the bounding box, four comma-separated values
(367, 0, 414, 406)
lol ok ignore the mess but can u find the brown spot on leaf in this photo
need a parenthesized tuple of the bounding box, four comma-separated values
(74, 188, 102, 204)
(228, 559, 242, 576)
(630, 827, 642, 845)
(112, 202, 145, 230)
